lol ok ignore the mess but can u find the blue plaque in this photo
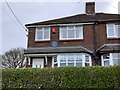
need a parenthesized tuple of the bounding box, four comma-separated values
(52, 41, 57, 47)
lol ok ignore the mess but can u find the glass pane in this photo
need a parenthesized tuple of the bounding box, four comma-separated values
(115, 25, 120, 37)
(60, 59, 66, 62)
(76, 63, 82, 66)
(79, 29, 83, 39)
(54, 56, 57, 62)
(113, 59, 119, 66)
(60, 29, 67, 38)
(68, 26, 74, 30)
(103, 54, 110, 59)
(85, 63, 89, 66)
(76, 55, 82, 62)
(68, 63, 74, 66)
(112, 53, 119, 59)
(104, 60, 110, 66)
(75, 26, 81, 29)
(85, 55, 89, 62)
(113, 53, 120, 65)
(61, 26, 67, 30)
(68, 30, 74, 38)
(76, 30, 80, 38)
(54, 64, 58, 67)
(60, 63, 66, 67)
(37, 30, 43, 40)
(44, 30, 49, 39)
(107, 24, 115, 36)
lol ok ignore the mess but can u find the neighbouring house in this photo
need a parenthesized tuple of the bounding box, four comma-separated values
(24, 2, 120, 68)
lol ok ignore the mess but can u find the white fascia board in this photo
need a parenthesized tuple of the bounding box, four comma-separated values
(25, 23, 94, 28)
(25, 54, 58, 57)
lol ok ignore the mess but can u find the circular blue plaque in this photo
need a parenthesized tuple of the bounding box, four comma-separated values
(52, 41, 57, 47)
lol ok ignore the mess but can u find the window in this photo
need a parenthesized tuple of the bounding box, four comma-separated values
(112, 53, 120, 65)
(107, 24, 120, 38)
(53, 56, 58, 67)
(85, 55, 90, 66)
(102, 54, 110, 66)
(60, 25, 83, 40)
(35, 27, 50, 41)
(58, 53, 91, 67)
(102, 53, 120, 66)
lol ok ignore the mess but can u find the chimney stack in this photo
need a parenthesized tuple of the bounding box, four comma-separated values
(86, 2, 95, 14)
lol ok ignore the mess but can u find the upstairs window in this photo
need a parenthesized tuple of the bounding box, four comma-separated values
(35, 27, 50, 41)
(107, 24, 120, 38)
(59, 25, 83, 40)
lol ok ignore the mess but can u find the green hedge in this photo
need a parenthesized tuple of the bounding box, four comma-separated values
(2, 66, 120, 89)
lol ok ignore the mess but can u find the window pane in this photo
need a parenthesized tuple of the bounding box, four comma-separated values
(68, 26, 74, 30)
(104, 60, 110, 66)
(68, 30, 74, 38)
(103, 54, 110, 59)
(36, 30, 43, 40)
(115, 24, 120, 37)
(75, 26, 81, 29)
(113, 53, 120, 65)
(76, 63, 82, 66)
(44, 30, 49, 39)
(54, 64, 58, 67)
(113, 53, 119, 59)
(54, 56, 57, 62)
(60, 63, 66, 67)
(68, 63, 74, 66)
(60, 29, 67, 38)
(107, 24, 115, 37)
(76, 30, 80, 38)
(85, 55, 89, 62)
(61, 26, 67, 30)
(85, 63, 89, 66)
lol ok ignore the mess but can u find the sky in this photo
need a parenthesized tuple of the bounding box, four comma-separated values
(0, 0, 120, 54)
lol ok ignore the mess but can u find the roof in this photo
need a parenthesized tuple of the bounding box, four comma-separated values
(24, 46, 93, 54)
(25, 13, 120, 27)
(97, 44, 120, 53)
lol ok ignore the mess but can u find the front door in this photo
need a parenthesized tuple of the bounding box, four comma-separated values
(32, 58, 44, 68)
(46, 57, 52, 67)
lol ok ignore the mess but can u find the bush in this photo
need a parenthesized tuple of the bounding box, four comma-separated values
(2, 66, 120, 89)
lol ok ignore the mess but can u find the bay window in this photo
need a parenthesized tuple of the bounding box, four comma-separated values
(57, 53, 91, 67)
(60, 25, 83, 40)
(106, 24, 120, 38)
(35, 27, 50, 41)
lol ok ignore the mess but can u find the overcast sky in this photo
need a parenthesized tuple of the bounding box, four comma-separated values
(0, 0, 120, 54)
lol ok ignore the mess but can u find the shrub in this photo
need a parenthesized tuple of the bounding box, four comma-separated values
(2, 66, 120, 89)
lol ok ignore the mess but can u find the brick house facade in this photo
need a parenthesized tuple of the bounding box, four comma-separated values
(24, 2, 120, 68)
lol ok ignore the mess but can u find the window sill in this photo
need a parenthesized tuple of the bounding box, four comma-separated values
(59, 39, 83, 42)
(107, 37, 120, 40)
(35, 40, 50, 43)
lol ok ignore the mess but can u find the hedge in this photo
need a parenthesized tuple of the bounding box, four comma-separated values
(2, 66, 120, 89)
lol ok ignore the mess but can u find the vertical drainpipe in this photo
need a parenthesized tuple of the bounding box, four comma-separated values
(93, 21, 98, 65)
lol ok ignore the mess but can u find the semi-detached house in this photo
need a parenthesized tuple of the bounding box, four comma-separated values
(24, 2, 120, 68)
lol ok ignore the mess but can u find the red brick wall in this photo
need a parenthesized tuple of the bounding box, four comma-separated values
(95, 23, 119, 49)
(27, 23, 119, 51)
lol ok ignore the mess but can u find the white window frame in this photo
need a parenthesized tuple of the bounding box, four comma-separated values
(57, 53, 91, 67)
(106, 23, 120, 38)
(101, 53, 120, 66)
(35, 27, 50, 41)
(59, 25, 83, 40)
